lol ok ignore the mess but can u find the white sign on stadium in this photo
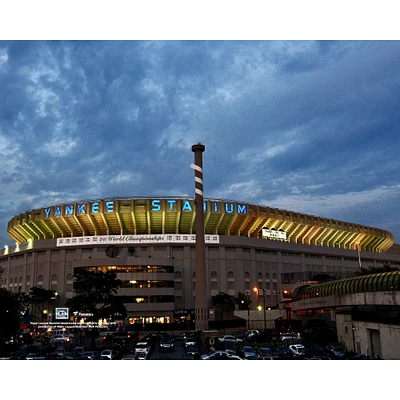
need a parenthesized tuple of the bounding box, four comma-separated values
(261, 228, 287, 241)
(57, 234, 220, 247)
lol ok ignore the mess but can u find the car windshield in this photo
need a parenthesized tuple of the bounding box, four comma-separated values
(136, 343, 149, 348)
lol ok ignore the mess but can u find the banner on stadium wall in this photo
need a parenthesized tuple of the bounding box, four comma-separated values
(261, 228, 287, 240)
(57, 234, 220, 247)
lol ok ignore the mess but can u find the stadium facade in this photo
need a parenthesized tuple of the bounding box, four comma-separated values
(1, 196, 400, 325)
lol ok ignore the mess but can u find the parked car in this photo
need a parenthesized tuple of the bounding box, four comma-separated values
(245, 329, 259, 339)
(306, 356, 332, 360)
(82, 351, 101, 360)
(121, 353, 137, 360)
(248, 331, 276, 344)
(217, 335, 243, 344)
(224, 340, 237, 354)
(174, 332, 192, 342)
(135, 352, 149, 360)
(62, 351, 76, 360)
(26, 353, 45, 360)
(346, 353, 371, 360)
(235, 332, 247, 341)
(181, 353, 195, 360)
(54, 347, 65, 356)
(52, 334, 68, 344)
(202, 351, 236, 360)
(101, 349, 118, 360)
(326, 345, 345, 357)
(73, 346, 87, 356)
(184, 336, 197, 349)
(134, 341, 152, 357)
(306, 344, 334, 359)
(288, 344, 306, 356)
(200, 350, 216, 359)
(159, 336, 175, 352)
(242, 346, 257, 359)
(186, 344, 200, 358)
(258, 347, 274, 359)
(279, 333, 302, 344)
(150, 332, 169, 344)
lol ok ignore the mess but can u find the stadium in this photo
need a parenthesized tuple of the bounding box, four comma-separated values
(1, 196, 400, 326)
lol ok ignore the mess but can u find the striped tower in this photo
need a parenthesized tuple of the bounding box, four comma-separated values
(191, 143, 208, 331)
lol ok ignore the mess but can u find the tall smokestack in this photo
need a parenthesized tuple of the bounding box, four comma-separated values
(191, 143, 208, 331)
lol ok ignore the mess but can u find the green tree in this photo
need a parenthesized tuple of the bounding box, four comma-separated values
(65, 269, 127, 348)
(29, 287, 58, 321)
(211, 292, 237, 321)
(237, 291, 252, 310)
(0, 289, 20, 337)
(65, 269, 127, 321)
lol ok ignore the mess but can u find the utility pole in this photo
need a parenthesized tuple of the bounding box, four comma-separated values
(191, 143, 208, 331)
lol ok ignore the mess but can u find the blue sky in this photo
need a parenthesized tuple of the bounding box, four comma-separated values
(0, 39, 399, 247)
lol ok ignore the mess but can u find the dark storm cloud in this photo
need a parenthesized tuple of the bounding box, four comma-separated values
(0, 40, 400, 246)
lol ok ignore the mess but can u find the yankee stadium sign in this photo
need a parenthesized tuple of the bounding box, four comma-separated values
(43, 198, 247, 218)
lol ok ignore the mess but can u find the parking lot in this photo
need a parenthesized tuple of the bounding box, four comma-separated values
(146, 340, 186, 360)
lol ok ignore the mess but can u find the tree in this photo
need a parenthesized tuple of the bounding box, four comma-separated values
(29, 287, 58, 321)
(237, 291, 252, 310)
(65, 269, 127, 348)
(0, 289, 20, 338)
(211, 292, 237, 321)
(65, 269, 127, 321)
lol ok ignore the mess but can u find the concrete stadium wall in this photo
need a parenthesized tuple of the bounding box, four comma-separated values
(336, 313, 400, 359)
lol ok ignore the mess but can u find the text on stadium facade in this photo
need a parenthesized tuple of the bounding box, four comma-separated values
(44, 199, 247, 218)
(57, 234, 220, 246)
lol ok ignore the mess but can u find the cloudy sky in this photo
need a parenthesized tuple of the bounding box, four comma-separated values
(0, 40, 399, 247)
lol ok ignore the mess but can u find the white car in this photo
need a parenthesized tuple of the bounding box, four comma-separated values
(279, 333, 302, 344)
(202, 351, 241, 360)
(101, 349, 117, 360)
(135, 342, 152, 356)
(245, 330, 259, 338)
(52, 334, 69, 343)
(289, 344, 305, 355)
(217, 335, 243, 344)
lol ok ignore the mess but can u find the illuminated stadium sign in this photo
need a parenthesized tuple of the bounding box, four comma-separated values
(44, 199, 247, 218)
(57, 234, 220, 247)
(7, 196, 394, 253)
(262, 228, 287, 241)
